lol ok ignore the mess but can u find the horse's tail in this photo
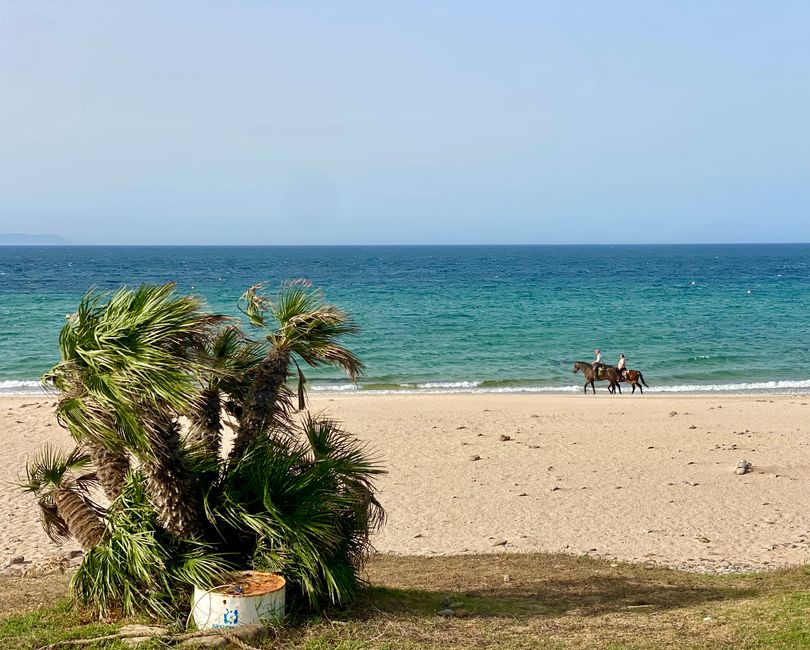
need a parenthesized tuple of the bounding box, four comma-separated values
(639, 372, 649, 388)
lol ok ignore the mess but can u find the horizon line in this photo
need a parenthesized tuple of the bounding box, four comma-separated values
(1, 241, 809, 247)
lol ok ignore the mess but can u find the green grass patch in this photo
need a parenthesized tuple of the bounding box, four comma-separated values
(3, 554, 810, 649)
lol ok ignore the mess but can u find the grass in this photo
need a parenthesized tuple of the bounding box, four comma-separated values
(2, 553, 810, 649)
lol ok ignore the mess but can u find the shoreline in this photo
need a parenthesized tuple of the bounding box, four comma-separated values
(2, 392, 810, 575)
(3, 380, 810, 398)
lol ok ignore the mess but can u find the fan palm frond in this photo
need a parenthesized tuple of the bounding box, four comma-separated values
(22, 445, 105, 549)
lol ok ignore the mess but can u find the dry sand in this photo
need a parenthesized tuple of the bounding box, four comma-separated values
(3, 393, 809, 573)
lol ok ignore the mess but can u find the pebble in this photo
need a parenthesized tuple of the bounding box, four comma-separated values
(437, 608, 455, 617)
(492, 539, 508, 547)
(499, 434, 511, 441)
(8, 556, 24, 565)
(735, 459, 752, 475)
(469, 455, 481, 461)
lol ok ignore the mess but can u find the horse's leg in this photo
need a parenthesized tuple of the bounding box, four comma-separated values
(631, 383, 636, 394)
(616, 381, 622, 394)
(590, 380, 595, 394)
(638, 382, 643, 395)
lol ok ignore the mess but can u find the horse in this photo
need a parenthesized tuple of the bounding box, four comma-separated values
(618, 368, 649, 394)
(572, 361, 622, 395)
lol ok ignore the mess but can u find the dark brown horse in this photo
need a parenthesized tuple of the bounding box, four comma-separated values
(618, 369, 649, 394)
(572, 361, 621, 395)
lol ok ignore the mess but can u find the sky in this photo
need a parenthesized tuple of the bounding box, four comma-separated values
(0, 1, 809, 245)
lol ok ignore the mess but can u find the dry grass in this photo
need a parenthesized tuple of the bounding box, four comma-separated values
(2, 553, 810, 648)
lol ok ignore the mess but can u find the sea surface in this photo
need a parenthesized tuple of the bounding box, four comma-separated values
(1, 245, 808, 395)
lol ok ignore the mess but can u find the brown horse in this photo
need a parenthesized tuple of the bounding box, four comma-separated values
(572, 361, 621, 395)
(618, 369, 649, 394)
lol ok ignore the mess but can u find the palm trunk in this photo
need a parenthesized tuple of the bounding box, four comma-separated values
(86, 441, 130, 502)
(143, 417, 204, 539)
(230, 347, 289, 462)
(54, 489, 105, 550)
(189, 388, 222, 458)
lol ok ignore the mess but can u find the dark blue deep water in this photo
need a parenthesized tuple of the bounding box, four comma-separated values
(1, 245, 809, 393)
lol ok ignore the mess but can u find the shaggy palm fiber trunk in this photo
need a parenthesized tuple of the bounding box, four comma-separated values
(189, 388, 222, 458)
(230, 347, 289, 461)
(54, 488, 105, 550)
(86, 441, 130, 502)
(142, 417, 204, 539)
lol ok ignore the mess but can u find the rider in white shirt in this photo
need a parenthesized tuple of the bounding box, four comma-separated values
(592, 348, 603, 377)
(617, 353, 626, 379)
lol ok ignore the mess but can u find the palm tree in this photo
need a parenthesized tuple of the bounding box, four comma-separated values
(230, 280, 364, 461)
(187, 326, 266, 459)
(47, 381, 131, 502)
(48, 283, 223, 539)
(27, 280, 385, 621)
(22, 445, 105, 551)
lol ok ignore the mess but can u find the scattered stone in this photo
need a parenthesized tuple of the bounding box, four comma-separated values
(8, 556, 24, 565)
(669, 411, 678, 417)
(499, 434, 511, 442)
(437, 608, 455, 617)
(440, 596, 452, 607)
(518, 492, 528, 497)
(456, 425, 467, 430)
(735, 459, 752, 475)
(550, 486, 560, 492)
(689, 425, 697, 430)
(413, 533, 423, 538)
(449, 601, 464, 609)
(503, 574, 511, 582)
(454, 607, 470, 617)
(697, 536, 711, 544)
(67, 549, 83, 559)
(492, 539, 507, 547)
(23, 557, 67, 577)
(469, 455, 481, 462)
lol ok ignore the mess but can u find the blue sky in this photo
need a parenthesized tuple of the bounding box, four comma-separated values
(1, 1, 808, 245)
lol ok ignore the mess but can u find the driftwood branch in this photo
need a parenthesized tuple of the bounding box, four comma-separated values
(35, 626, 263, 650)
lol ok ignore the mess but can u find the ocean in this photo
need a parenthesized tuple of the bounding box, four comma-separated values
(1, 244, 808, 395)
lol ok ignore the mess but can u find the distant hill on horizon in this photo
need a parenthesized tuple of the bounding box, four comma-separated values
(0, 233, 70, 245)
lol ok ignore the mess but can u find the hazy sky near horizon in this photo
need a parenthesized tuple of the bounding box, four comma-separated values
(1, 1, 809, 245)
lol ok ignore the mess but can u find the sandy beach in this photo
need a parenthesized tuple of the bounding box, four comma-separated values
(3, 392, 809, 573)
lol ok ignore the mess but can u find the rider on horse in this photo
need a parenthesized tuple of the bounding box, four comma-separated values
(617, 353, 627, 379)
(592, 348, 604, 378)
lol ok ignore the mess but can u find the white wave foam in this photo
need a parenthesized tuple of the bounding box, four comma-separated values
(417, 381, 482, 389)
(0, 380, 47, 395)
(645, 379, 810, 393)
(309, 383, 359, 392)
(306, 379, 810, 396)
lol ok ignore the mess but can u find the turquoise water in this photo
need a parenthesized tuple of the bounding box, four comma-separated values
(1, 244, 808, 394)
